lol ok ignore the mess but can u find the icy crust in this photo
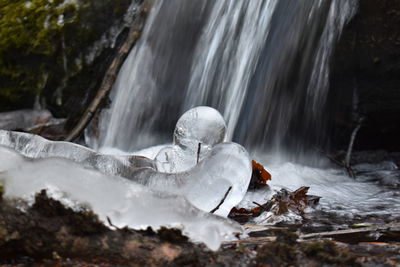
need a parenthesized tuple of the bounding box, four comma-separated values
(0, 130, 155, 177)
(133, 143, 252, 217)
(156, 106, 227, 173)
(0, 146, 243, 250)
(0, 130, 253, 217)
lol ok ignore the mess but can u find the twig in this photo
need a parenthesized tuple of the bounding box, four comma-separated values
(197, 143, 201, 164)
(64, 2, 151, 142)
(252, 201, 263, 208)
(106, 216, 120, 230)
(210, 186, 232, 214)
(222, 236, 277, 246)
(252, 201, 274, 213)
(344, 116, 365, 178)
(313, 146, 355, 178)
(313, 146, 345, 167)
(300, 222, 400, 243)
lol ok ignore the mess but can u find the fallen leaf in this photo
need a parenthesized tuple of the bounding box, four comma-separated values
(248, 160, 272, 189)
(229, 186, 320, 223)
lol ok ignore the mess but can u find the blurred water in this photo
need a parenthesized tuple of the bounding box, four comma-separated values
(238, 154, 400, 225)
(88, 0, 400, 222)
(92, 0, 357, 161)
(100, 143, 400, 224)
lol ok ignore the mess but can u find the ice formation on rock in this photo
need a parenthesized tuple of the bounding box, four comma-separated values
(0, 106, 252, 219)
(0, 109, 53, 131)
(155, 106, 226, 172)
(0, 128, 252, 217)
(133, 143, 252, 217)
(0, 130, 155, 178)
(142, 107, 251, 216)
(0, 146, 242, 250)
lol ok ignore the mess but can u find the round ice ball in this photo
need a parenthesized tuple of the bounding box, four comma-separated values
(173, 106, 226, 150)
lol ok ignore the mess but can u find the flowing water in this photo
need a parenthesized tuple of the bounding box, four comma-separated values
(0, 1, 397, 251)
(92, 0, 356, 157)
(87, 0, 400, 224)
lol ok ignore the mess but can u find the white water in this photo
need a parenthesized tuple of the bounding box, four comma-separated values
(183, 0, 278, 140)
(93, 0, 357, 158)
(3, 0, 400, 251)
(240, 157, 400, 225)
(101, 144, 400, 225)
(89, 0, 400, 223)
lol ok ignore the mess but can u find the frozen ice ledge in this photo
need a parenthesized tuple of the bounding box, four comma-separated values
(0, 130, 253, 249)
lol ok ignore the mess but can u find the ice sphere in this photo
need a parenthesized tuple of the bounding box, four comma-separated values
(173, 106, 226, 149)
(155, 106, 226, 172)
(0, 146, 243, 250)
(134, 143, 252, 217)
(0, 130, 155, 178)
(152, 107, 252, 216)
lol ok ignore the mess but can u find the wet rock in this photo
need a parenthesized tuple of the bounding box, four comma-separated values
(256, 242, 298, 266)
(0, 109, 67, 139)
(0, 0, 142, 119)
(0, 191, 252, 266)
(0, 109, 52, 131)
(1, 191, 399, 266)
(301, 240, 357, 266)
(331, 0, 400, 151)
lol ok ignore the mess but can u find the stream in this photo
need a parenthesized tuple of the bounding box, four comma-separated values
(88, 0, 399, 229)
(0, 0, 398, 249)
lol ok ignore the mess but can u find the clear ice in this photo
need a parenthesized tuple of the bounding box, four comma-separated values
(134, 142, 252, 217)
(0, 146, 243, 250)
(146, 107, 251, 216)
(0, 130, 155, 178)
(155, 106, 226, 172)
(0, 106, 253, 246)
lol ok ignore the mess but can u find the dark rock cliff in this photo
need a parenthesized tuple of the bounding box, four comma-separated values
(331, 0, 400, 151)
(0, 0, 141, 118)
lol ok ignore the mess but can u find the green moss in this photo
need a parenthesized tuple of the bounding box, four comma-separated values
(0, 0, 78, 109)
(0, 0, 131, 113)
(303, 240, 357, 265)
(256, 243, 298, 266)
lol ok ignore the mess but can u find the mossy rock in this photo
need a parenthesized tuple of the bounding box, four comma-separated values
(302, 240, 357, 265)
(0, 0, 133, 116)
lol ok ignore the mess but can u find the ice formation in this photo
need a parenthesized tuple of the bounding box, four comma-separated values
(0, 106, 252, 228)
(155, 106, 226, 172)
(0, 109, 55, 131)
(138, 107, 251, 217)
(0, 131, 252, 217)
(133, 142, 252, 217)
(0, 130, 155, 178)
(0, 146, 242, 250)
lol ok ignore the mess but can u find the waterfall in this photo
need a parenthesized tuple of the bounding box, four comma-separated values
(92, 0, 357, 160)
